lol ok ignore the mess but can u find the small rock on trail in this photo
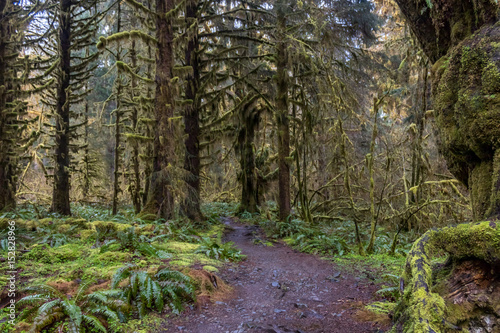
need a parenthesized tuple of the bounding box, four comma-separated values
(163, 218, 388, 332)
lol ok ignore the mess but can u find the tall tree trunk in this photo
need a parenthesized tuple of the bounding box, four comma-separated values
(366, 97, 379, 254)
(238, 101, 259, 214)
(180, 1, 203, 222)
(82, 92, 90, 198)
(0, 1, 16, 211)
(142, 42, 153, 207)
(276, 1, 291, 221)
(112, 84, 121, 215)
(112, 2, 122, 215)
(51, 0, 72, 215)
(142, 0, 176, 219)
(129, 39, 142, 214)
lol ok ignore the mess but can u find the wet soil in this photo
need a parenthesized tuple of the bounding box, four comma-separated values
(163, 218, 389, 333)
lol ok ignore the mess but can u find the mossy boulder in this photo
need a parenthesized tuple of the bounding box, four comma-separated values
(432, 22, 500, 220)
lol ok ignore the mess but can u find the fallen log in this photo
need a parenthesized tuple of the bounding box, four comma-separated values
(392, 221, 500, 332)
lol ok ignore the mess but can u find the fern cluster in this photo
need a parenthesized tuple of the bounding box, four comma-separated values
(18, 264, 196, 332)
(290, 233, 349, 257)
(35, 224, 79, 248)
(18, 282, 126, 333)
(111, 264, 195, 317)
(260, 218, 350, 256)
(195, 237, 246, 261)
(155, 219, 201, 242)
(99, 227, 171, 259)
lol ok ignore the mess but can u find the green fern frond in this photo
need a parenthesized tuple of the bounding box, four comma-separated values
(152, 282, 164, 311)
(25, 284, 64, 299)
(75, 280, 94, 302)
(155, 269, 191, 284)
(61, 300, 82, 328)
(89, 305, 120, 322)
(82, 314, 107, 332)
(18, 294, 49, 307)
(37, 299, 61, 317)
(111, 264, 135, 288)
(32, 309, 65, 332)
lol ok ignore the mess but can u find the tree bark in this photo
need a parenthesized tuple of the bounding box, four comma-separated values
(238, 100, 259, 214)
(129, 39, 142, 214)
(180, 1, 203, 222)
(276, 0, 291, 222)
(142, 0, 176, 219)
(112, 2, 122, 216)
(51, 0, 72, 215)
(142, 40, 154, 208)
(393, 221, 500, 332)
(395, 0, 500, 221)
(393, 0, 497, 63)
(0, 0, 16, 211)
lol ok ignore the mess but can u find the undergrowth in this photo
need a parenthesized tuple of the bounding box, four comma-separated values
(0, 203, 243, 332)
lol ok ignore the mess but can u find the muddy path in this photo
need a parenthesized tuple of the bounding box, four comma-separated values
(163, 218, 388, 333)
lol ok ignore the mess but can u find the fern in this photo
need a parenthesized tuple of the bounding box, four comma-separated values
(376, 274, 402, 301)
(290, 233, 349, 256)
(34, 224, 78, 248)
(99, 227, 172, 259)
(195, 237, 245, 261)
(18, 281, 124, 332)
(111, 264, 195, 316)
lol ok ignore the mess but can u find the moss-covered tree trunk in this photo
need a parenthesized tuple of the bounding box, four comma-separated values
(276, 0, 291, 222)
(111, 1, 122, 216)
(392, 2, 500, 332)
(142, 41, 154, 208)
(180, 0, 203, 222)
(82, 90, 90, 198)
(129, 39, 142, 214)
(395, 0, 500, 221)
(51, 0, 72, 215)
(112, 81, 122, 215)
(0, 0, 16, 211)
(142, 0, 176, 220)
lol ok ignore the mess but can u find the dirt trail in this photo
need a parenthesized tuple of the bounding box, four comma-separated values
(163, 218, 388, 333)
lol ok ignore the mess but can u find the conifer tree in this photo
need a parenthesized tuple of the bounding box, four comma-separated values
(275, 0, 291, 221)
(0, 0, 42, 211)
(179, 0, 203, 222)
(139, 0, 177, 219)
(41, 0, 101, 215)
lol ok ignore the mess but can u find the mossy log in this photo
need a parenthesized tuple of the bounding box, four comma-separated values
(393, 221, 500, 332)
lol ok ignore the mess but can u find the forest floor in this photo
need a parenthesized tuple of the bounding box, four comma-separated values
(162, 217, 390, 333)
